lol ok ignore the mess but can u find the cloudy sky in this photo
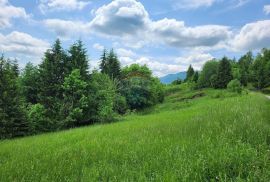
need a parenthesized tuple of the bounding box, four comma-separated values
(1, 0, 270, 77)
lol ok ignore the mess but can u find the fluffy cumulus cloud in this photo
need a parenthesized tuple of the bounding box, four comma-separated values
(0, 31, 49, 58)
(88, 0, 231, 48)
(151, 18, 231, 48)
(264, 5, 270, 15)
(174, 53, 214, 70)
(39, 0, 90, 13)
(42, 0, 231, 48)
(43, 19, 90, 38)
(231, 20, 270, 51)
(89, 0, 150, 37)
(0, 0, 28, 29)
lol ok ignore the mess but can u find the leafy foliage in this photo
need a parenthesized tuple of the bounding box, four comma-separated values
(197, 60, 219, 88)
(227, 79, 242, 94)
(120, 64, 164, 110)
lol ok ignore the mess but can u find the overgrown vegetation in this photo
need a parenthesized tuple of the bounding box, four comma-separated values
(0, 39, 164, 139)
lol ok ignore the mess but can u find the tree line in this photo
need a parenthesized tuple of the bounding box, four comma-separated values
(174, 48, 270, 93)
(0, 39, 164, 139)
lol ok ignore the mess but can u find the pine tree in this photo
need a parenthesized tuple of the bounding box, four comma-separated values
(99, 49, 121, 79)
(68, 40, 89, 80)
(193, 71, 199, 83)
(215, 57, 233, 88)
(0, 56, 29, 138)
(38, 39, 67, 117)
(19, 62, 40, 104)
(100, 49, 108, 74)
(186, 65, 195, 81)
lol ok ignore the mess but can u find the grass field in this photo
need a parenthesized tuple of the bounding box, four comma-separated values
(0, 86, 270, 181)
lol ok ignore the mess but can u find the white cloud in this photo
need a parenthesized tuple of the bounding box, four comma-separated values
(89, 0, 150, 37)
(231, 20, 270, 51)
(173, 0, 217, 10)
(0, 0, 28, 28)
(174, 53, 214, 70)
(39, 0, 90, 13)
(264, 5, 270, 15)
(43, 19, 90, 38)
(150, 18, 231, 48)
(0, 31, 49, 59)
(93, 43, 104, 51)
(42, 0, 231, 49)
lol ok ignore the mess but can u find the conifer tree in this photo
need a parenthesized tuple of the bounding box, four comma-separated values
(193, 71, 199, 83)
(215, 57, 233, 88)
(100, 49, 108, 74)
(0, 56, 28, 138)
(38, 39, 67, 116)
(68, 40, 89, 80)
(186, 65, 195, 81)
(99, 49, 121, 79)
(19, 62, 40, 104)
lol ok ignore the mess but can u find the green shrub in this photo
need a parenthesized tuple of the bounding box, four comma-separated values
(227, 79, 242, 94)
(27, 104, 52, 133)
(114, 95, 128, 115)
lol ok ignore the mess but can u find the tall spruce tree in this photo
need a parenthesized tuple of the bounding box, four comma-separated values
(38, 39, 67, 117)
(0, 56, 29, 138)
(186, 65, 195, 81)
(68, 40, 89, 80)
(100, 49, 121, 79)
(19, 62, 40, 104)
(193, 71, 199, 83)
(100, 49, 108, 74)
(215, 57, 233, 88)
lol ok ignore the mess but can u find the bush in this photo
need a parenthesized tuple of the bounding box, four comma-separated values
(172, 79, 182, 85)
(227, 79, 242, 94)
(114, 95, 128, 115)
(27, 104, 52, 133)
(120, 64, 165, 110)
(88, 72, 116, 123)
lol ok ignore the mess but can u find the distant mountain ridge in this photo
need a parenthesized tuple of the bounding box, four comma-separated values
(159, 72, 186, 84)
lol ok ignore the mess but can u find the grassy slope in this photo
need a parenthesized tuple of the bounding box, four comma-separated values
(0, 87, 270, 181)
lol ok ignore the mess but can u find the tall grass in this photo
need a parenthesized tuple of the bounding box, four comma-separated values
(0, 91, 269, 181)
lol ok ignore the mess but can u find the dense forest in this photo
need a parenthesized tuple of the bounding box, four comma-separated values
(0, 39, 270, 139)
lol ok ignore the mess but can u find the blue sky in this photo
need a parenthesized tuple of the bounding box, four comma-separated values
(1, 0, 270, 76)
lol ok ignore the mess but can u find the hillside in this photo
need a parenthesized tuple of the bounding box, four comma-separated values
(0, 87, 270, 181)
(159, 72, 186, 84)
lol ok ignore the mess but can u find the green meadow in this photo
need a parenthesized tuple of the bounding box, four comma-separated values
(0, 87, 270, 181)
